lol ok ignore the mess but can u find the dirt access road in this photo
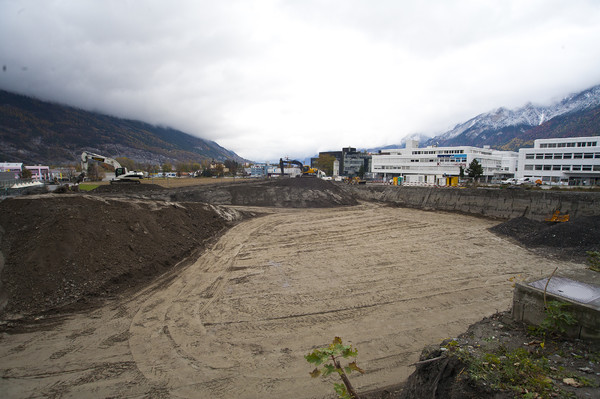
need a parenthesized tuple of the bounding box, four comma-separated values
(0, 203, 584, 398)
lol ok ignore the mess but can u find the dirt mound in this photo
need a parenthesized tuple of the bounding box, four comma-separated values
(489, 216, 549, 241)
(167, 178, 358, 207)
(92, 183, 166, 193)
(490, 216, 600, 259)
(266, 177, 338, 189)
(521, 216, 600, 249)
(0, 195, 244, 318)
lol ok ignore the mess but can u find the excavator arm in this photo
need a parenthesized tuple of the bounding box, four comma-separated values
(278, 158, 321, 177)
(81, 152, 123, 173)
(79, 152, 143, 183)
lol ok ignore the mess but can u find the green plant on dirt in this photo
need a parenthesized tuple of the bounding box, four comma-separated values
(528, 300, 578, 347)
(539, 300, 578, 336)
(587, 251, 600, 272)
(305, 337, 364, 399)
(528, 268, 578, 343)
(444, 341, 576, 398)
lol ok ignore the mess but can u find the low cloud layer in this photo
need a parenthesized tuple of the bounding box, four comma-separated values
(2, 0, 600, 161)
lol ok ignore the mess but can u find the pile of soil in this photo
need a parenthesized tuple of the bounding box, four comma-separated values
(0, 194, 246, 318)
(490, 216, 600, 260)
(166, 178, 358, 207)
(91, 183, 166, 194)
(398, 312, 600, 399)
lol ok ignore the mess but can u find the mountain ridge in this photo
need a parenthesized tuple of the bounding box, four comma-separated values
(0, 90, 246, 166)
(422, 84, 600, 149)
(368, 84, 600, 152)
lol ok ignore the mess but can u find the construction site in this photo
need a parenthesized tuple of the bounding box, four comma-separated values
(1, 178, 600, 398)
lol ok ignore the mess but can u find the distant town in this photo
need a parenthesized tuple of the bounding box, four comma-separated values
(1, 135, 599, 190)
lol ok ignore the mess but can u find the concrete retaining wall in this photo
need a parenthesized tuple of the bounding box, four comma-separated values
(346, 185, 600, 220)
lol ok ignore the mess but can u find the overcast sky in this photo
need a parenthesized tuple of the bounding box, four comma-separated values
(2, 0, 600, 162)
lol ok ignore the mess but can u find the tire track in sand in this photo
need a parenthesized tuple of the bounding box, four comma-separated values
(127, 204, 579, 398)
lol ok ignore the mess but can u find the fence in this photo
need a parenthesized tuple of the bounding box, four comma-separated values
(0, 178, 45, 190)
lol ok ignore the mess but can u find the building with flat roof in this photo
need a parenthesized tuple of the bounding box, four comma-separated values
(313, 147, 370, 177)
(515, 136, 600, 186)
(371, 140, 517, 185)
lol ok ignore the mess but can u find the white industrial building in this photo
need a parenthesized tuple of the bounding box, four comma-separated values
(371, 140, 518, 185)
(516, 136, 600, 186)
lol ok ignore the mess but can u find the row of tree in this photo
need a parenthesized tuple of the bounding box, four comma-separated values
(112, 157, 243, 177)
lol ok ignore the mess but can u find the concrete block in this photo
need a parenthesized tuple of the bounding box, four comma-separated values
(513, 269, 600, 340)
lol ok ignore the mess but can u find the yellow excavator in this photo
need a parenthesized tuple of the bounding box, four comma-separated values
(545, 210, 569, 223)
(279, 158, 321, 177)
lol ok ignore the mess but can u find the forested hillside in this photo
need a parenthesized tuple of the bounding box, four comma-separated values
(0, 90, 245, 166)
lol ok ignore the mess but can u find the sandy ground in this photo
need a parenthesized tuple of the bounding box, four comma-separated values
(0, 203, 585, 398)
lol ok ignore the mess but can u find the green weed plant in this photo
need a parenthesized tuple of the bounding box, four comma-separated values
(305, 337, 364, 399)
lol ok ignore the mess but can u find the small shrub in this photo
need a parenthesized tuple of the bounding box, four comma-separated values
(541, 301, 577, 335)
(305, 337, 364, 399)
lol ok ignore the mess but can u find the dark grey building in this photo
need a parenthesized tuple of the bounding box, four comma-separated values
(313, 147, 371, 177)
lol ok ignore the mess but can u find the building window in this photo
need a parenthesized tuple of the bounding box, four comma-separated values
(582, 165, 592, 171)
(524, 165, 533, 170)
(536, 154, 544, 159)
(594, 165, 600, 171)
(543, 165, 551, 170)
(553, 153, 562, 159)
(574, 153, 583, 159)
(526, 154, 534, 159)
(535, 165, 543, 170)
(562, 165, 571, 171)
(572, 165, 581, 171)
(584, 153, 593, 159)
(552, 165, 561, 170)
(540, 143, 548, 148)
(563, 153, 572, 159)
(544, 153, 553, 159)
(567, 143, 575, 147)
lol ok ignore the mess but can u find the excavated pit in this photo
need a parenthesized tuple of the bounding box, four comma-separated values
(1, 181, 599, 398)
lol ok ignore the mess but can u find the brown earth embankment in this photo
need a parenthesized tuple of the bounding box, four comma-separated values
(344, 185, 600, 220)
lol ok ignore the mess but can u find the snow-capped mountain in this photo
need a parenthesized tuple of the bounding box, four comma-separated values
(364, 133, 432, 153)
(424, 84, 600, 148)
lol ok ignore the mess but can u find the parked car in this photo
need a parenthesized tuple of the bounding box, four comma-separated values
(516, 177, 537, 185)
(501, 178, 518, 185)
